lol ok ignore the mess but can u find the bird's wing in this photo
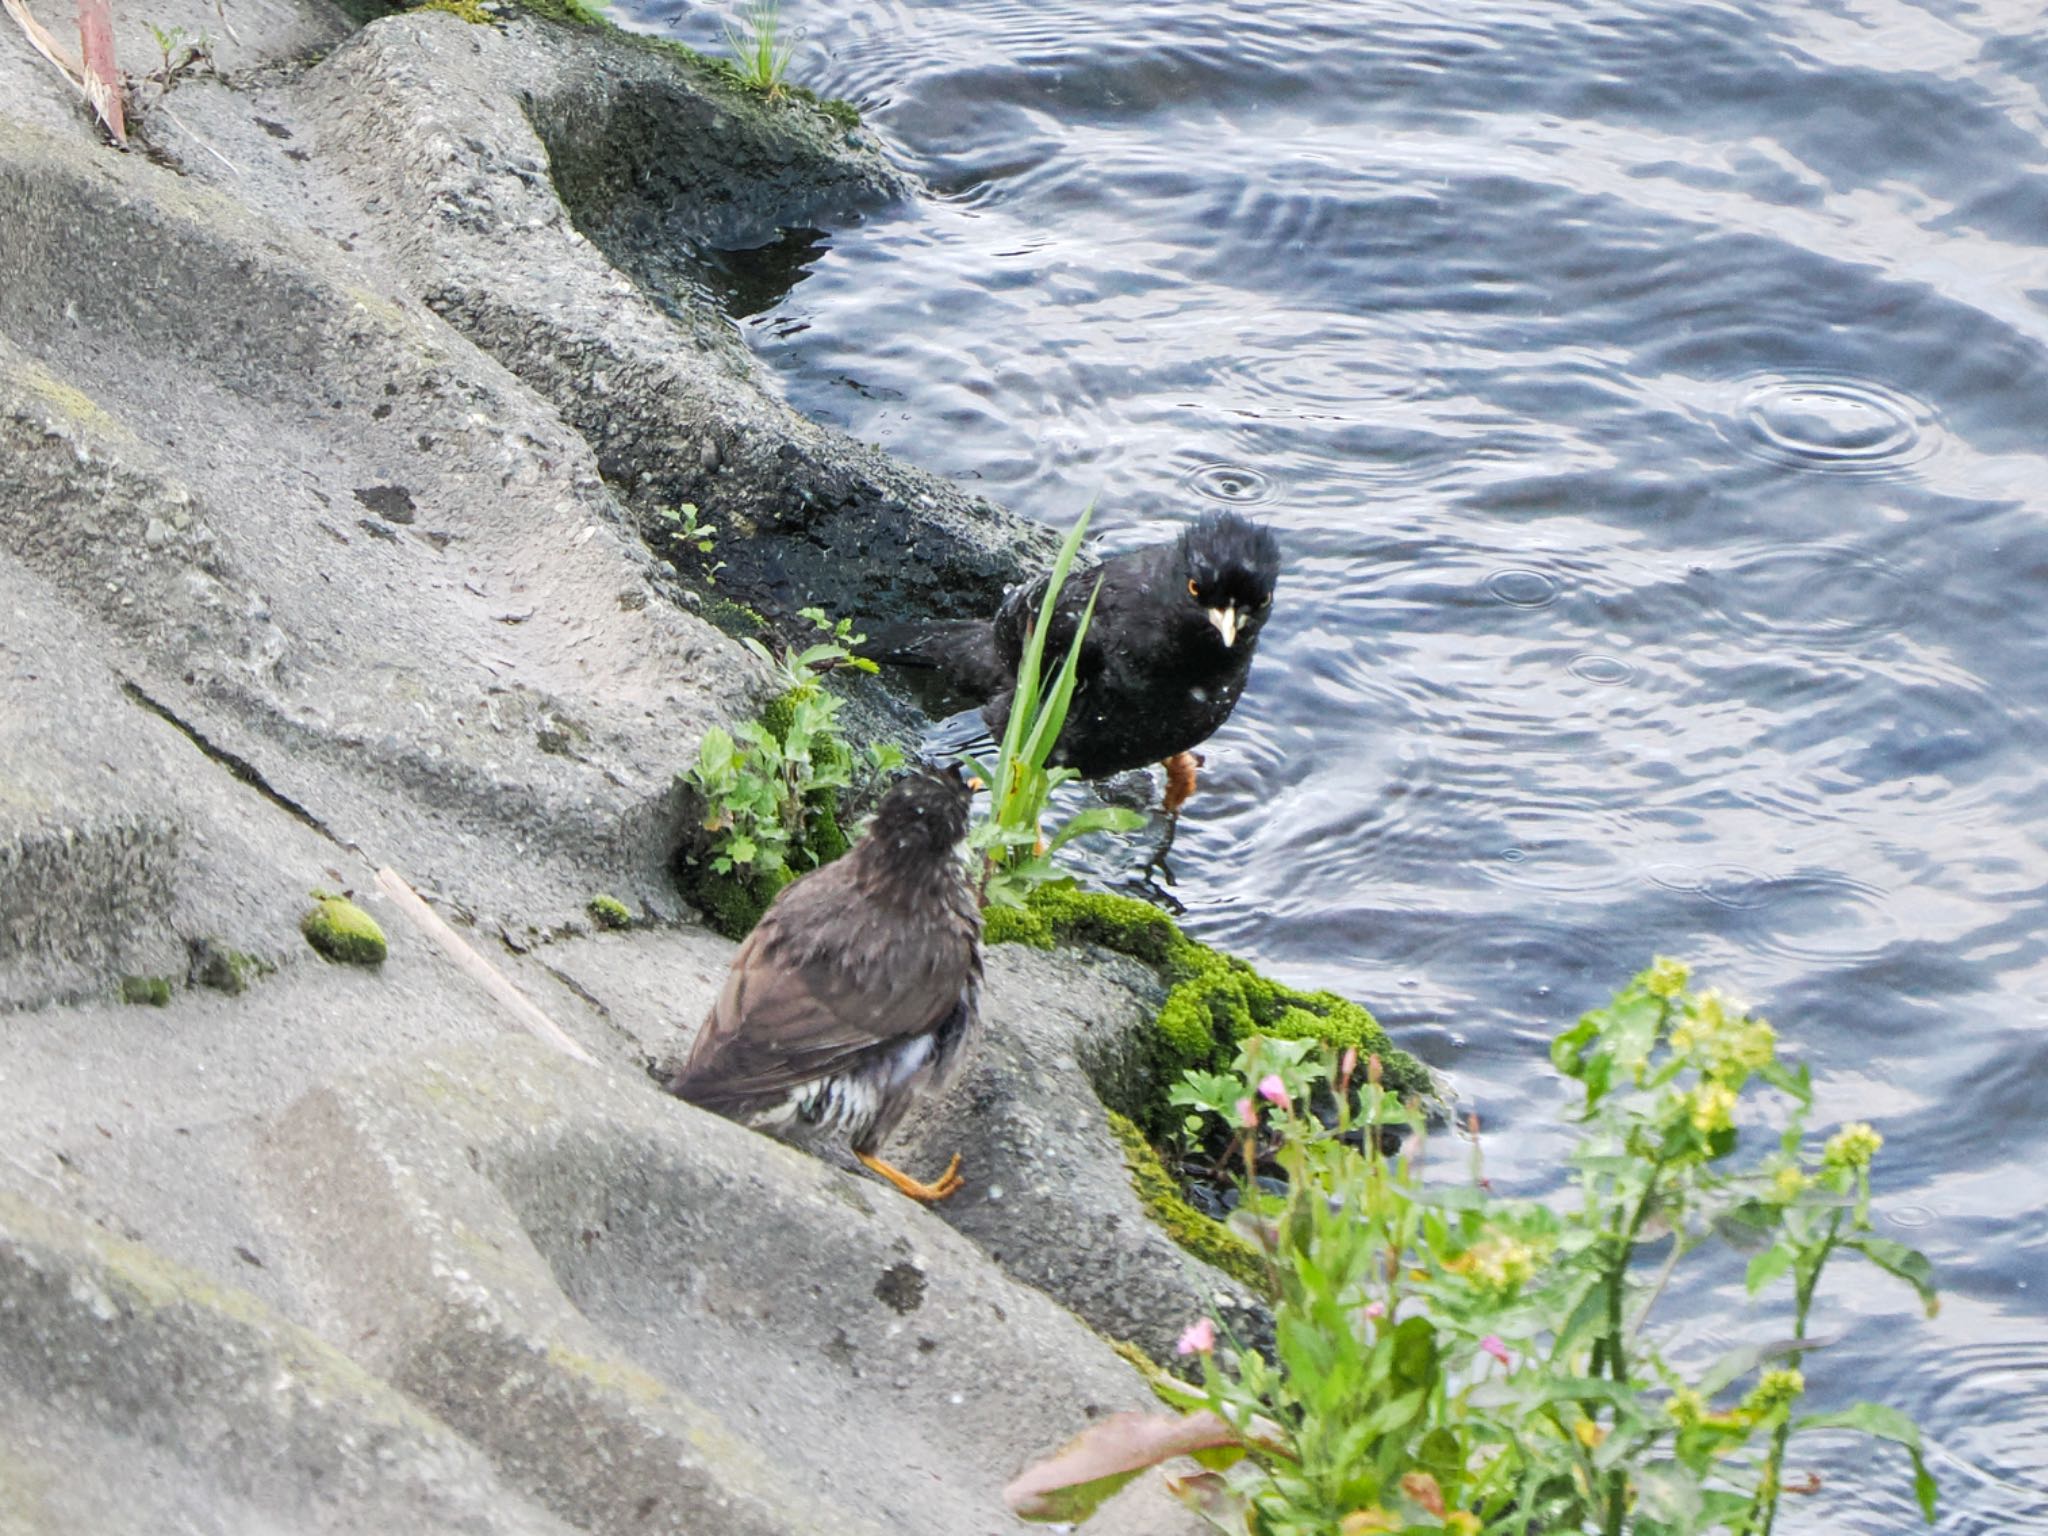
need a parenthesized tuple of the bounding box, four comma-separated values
(861, 618, 1011, 701)
(676, 870, 978, 1109)
(992, 561, 1113, 686)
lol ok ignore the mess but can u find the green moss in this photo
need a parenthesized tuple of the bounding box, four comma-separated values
(524, 0, 609, 25)
(118, 974, 173, 1007)
(300, 894, 387, 967)
(997, 886, 1427, 1102)
(696, 591, 768, 639)
(687, 860, 792, 940)
(633, 34, 862, 126)
(415, 0, 491, 19)
(1106, 1110, 1269, 1297)
(586, 894, 633, 931)
(188, 940, 269, 995)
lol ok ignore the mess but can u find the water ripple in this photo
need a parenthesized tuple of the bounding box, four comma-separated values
(1729, 371, 1941, 475)
(1567, 653, 1638, 686)
(1485, 567, 1563, 608)
(1182, 460, 1276, 505)
(1703, 542, 1922, 648)
(1723, 870, 1907, 966)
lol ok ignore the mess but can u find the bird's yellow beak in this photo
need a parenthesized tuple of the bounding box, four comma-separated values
(1206, 605, 1240, 648)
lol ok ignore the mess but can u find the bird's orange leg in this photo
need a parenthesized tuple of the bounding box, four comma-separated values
(858, 1150, 966, 1202)
(1162, 751, 1204, 814)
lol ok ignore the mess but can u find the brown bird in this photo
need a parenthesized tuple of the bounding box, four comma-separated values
(664, 763, 981, 1201)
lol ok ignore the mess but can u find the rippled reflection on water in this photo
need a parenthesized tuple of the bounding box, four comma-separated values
(625, 0, 2048, 1523)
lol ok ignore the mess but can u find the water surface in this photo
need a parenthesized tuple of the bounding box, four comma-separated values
(626, 0, 2048, 1524)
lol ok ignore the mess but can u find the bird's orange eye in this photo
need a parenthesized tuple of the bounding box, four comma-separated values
(1188, 579, 1200, 599)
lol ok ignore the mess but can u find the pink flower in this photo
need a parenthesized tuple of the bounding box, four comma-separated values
(1338, 1047, 1359, 1092)
(1363, 1301, 1386, 1320)
(1479, 1334, 1511, 1367)
(1235, 1097, 1258, 1128)
(1177, 1317, 1217, 1356)
(1257, 1074, 1291, 1111)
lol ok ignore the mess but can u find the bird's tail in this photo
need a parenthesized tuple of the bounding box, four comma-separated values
(859, 619, 1010, 700)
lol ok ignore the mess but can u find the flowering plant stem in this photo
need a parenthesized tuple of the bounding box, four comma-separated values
(1009, 961, 1941, 1534)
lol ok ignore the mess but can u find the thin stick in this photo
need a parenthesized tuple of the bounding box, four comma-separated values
(375, 866, 597, 1066)
(73, 0, 125, 143)
(3, 0, 85, 86)
(157, 102, 240, 175)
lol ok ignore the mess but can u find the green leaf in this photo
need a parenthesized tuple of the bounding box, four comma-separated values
(1389, 1316, 1438, 1391)
(1842, 1235, 1940, 1318)
(1044, 805, 1146, 854)
(1794, 1402, 1938, 1521)
(1745, 1243, 1795, 1295)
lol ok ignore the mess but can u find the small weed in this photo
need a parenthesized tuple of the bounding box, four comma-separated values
(656, 502, 723, 584)
(723, 0, 795, 96)
(962, 504, 1144, 910)
(142, 23, 214, 103)
(681, 610, 902, 931)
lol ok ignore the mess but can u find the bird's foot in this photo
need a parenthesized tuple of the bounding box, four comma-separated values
(858, 1150, 966, 1203)
(1161, 751, 1204, 815)
(1135, 798, 1184, 899)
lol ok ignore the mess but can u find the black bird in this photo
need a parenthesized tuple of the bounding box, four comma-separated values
(664, 763, 981, 1202)
(871, 510, 1281, 811)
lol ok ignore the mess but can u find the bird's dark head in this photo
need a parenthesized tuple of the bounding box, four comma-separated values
(1178, 510, 1281, 651)
(866, 760, 974, 865)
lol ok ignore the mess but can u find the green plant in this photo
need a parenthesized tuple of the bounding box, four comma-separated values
(656, 502, 723, 584)
(682, 610, 902, 921)
(143, 22, 213, 101)
(1009, 960, 1938, 1535)
(962, 506, 1144, 910)
(723, 0, 794, 95)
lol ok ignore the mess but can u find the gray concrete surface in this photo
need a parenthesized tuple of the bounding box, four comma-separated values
(0, 6, 1216, 1530)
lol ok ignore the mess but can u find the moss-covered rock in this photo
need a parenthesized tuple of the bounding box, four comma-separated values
(118, 974, 173, 1006)
(586, 895, 633, 931)
(989, 885, 1430, 1128)
(187, 938, 269, 995)
(415, 0, 491, 21)
(301, 895, 388, 967)
(694, 591, 767, 639)
(1105, 1110, 1267, 1297)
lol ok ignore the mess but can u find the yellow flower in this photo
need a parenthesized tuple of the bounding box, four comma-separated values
(1689, 1081, 1737, 1135)
(1714, 1018, 1777, 1078)
(1574, 1416, 1608, 1449)
(1771, 1165, 1808, 1203)
(1645, 956, 1690, 999)
(1445, 1514, 1482, 1536)
(1741, 1368, 1805, 1418)
(1340, 1511, 1400, 1535)
(1667, 1386, 1706, 1429)
(1452, 1235, 1538, 1296)
(1824, 1122, 1883, 1170)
